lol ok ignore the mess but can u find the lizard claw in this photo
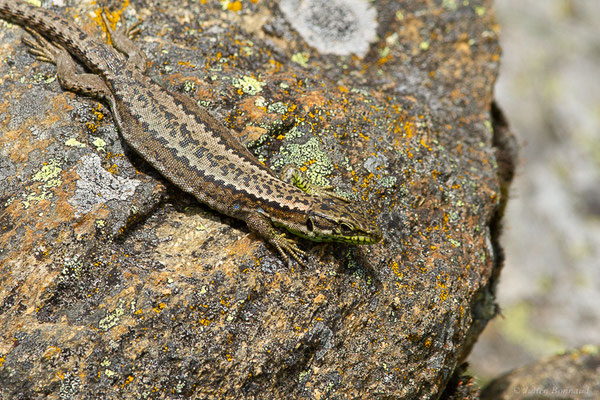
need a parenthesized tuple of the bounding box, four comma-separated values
(100, 10, 147, 71)
(125, 20, 143, 39)
(271, 232, 308, 268)
(22, 27, 63, 64)
(245, 211, 309, 268)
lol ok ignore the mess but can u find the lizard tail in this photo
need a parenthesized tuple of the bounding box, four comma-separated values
(0, 0, 120, 74)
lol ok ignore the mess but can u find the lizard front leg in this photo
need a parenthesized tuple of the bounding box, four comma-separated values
(246, 211, 308, 267)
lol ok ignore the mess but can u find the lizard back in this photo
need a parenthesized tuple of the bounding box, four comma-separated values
(107, 71, 317, 219)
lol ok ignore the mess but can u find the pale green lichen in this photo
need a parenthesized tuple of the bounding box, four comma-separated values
(32, 159, 62, 188)
(449, 238, 462, 247)
(267, 102, 288, 114)
(241, 45, 254, 56)
(174, 381, 185, 394)
(474, 6, 486, 16)
(22, 159, 63, 207)
(581, 344, 599, 355)
(291, 52, 309, 68)
(298, 370, 310, 383)
(254, 96, 267, 108)
(59, 255, 84, 282)
(183, 80, 196, 93)
(273, 137, 334, 187)
(285, 126, 306, 140)
(92, 137, 106, 152)
(350, 87, 370, 97)
(483, 119, 493, 133)
(379, 175, 397, 188)
(99, 300, 126, 331)
(232, 76, 265, 95)
(65, 138, 87, 148)
(442, 0, 458, 11)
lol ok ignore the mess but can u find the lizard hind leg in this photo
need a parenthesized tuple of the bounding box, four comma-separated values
(101, 11, 147, 72)
(22, 28, 123, 129)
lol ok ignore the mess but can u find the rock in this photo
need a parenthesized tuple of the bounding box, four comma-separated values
(0, 0, 512, 398)
(481, 346, 600, 400)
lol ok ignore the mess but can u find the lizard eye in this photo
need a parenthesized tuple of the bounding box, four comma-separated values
(306, 217, 314, 232)
(340, 222, 354, 233)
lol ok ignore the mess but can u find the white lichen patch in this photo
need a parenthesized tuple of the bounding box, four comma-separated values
(69, 154, 140, 216)
(279, 0, 378, 57)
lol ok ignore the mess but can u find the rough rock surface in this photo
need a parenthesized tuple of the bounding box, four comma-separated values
(0, 0, 511, 398)
(481, 346, 600, 400)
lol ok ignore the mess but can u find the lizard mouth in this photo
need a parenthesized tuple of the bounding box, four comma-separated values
(333, 231, 383, 245)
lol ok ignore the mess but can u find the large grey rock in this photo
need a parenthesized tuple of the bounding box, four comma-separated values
(0, 0, 512, 398)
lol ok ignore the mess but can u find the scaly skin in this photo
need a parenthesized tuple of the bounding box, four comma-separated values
(0, 0, 382, 265)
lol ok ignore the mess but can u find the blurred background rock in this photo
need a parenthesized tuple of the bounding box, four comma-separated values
(469, 0, 600, 382)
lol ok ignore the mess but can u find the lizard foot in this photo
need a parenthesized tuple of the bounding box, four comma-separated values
(246, 211, 309, 267)
(22, 27, 63, 65)
(270, 232, 308, 268)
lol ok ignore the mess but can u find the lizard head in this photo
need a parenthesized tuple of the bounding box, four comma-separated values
(283, 197, 383, 245)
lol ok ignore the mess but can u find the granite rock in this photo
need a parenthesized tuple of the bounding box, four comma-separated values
(0, 0, 511, 398)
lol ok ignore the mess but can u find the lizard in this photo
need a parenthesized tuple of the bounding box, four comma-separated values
(0, 0, 382, 266)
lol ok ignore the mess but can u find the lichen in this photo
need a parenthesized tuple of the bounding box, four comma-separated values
(99, 300, 126, 331)
(291, 52, 310, 67)
(267, 102, 288, 114)
(69, 154, 140, 216)
(279, 0, 378, 57)
(65, 138, 87, 148)
(32, 159, 62, 188)
(92, 137, 106, 152)
(273, 137, 334, 187)
(22, 159, 63, 207)
(58, 255, 84, 282)
(232, 75, 265, 95)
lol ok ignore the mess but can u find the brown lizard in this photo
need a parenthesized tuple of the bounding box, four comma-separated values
(0, 0, 382, 266)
